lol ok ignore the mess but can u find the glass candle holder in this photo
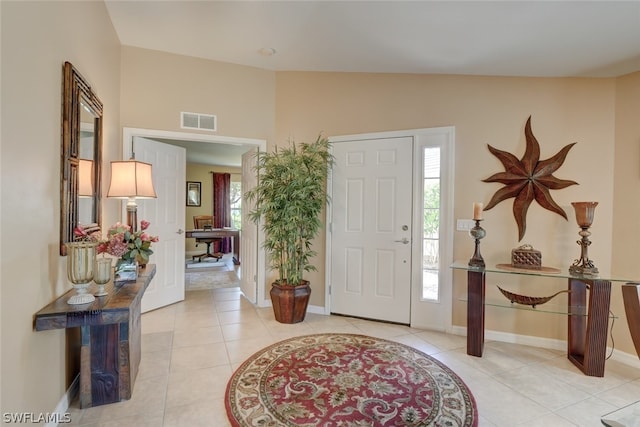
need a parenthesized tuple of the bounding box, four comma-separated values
(572, 201, 598, 227)
(569, 201, 599, 276)
(94, 257, 112, 296)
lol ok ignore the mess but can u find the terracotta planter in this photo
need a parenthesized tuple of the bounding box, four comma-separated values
(270, 281, 311, 324)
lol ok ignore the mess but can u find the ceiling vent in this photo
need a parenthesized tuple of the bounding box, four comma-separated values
(181, 112, 217, 132)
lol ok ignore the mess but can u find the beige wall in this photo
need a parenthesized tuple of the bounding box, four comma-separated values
(1, 1, 121, 415)
(612, 71, 640, 355)
(275, 71, 635, 350)
(120, 46, 276, 142)
(184, 164, 241, 254)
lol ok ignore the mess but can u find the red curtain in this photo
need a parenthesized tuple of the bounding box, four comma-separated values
(212, 172, 232, 252)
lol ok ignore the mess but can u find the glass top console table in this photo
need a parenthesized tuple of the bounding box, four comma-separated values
(601, 400, 640, 427)
(451, 261, 638, 377)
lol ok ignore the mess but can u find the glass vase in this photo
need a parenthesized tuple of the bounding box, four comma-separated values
(65, 241, 98, 305)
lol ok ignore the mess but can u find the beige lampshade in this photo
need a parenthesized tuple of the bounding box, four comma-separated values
(78, 159, 94, 197)
(107, 160, 157, 199)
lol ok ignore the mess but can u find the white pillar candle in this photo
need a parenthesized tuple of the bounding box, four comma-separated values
(473, 202, 483, 220)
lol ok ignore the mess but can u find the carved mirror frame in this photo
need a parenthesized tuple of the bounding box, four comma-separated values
(60, 62, 103, 255)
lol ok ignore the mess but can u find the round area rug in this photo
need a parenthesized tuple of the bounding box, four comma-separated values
(225, 333, 478, 426)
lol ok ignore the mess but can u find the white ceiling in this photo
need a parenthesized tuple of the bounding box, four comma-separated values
(106, 0, 640, 78)
(105, 1, 640, 166)
(150, 137, 252, 167)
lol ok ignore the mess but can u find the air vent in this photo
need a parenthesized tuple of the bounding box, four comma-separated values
(181, 112, 217, 131)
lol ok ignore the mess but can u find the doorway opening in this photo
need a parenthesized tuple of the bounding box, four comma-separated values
(121, 127, 267, 310)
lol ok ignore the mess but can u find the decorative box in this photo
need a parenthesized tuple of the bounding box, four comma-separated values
(511, 244, 542, 269)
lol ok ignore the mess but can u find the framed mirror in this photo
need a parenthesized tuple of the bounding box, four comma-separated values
(60, 62, 103, 255)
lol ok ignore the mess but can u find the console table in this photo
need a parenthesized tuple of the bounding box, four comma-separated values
(451, 261, 637, 377)
(34, 265, 155, 408)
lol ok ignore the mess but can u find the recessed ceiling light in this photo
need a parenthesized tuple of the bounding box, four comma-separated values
(258, 47, 276, 57)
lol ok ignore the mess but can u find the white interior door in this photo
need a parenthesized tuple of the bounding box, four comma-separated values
(129, 136, 186, 313)
(330, 137, 413, 324)
(240, 148, 258, 303)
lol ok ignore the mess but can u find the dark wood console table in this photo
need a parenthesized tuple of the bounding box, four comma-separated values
(185, 228, 240, 265)
(34, 265, 156, 408)
(452, 261, 637, 377)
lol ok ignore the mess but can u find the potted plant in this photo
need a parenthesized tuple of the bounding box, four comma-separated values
(245, 135, 333, 323)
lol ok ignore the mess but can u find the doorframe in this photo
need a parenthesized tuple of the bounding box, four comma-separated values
(326, 127, 454, 329)
(121, 127, 268, 305)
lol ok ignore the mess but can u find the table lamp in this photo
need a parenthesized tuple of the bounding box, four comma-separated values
(107, 159, 156, 231)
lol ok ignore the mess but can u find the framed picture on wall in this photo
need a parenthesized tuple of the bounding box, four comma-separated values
(186, 181, 201, 207)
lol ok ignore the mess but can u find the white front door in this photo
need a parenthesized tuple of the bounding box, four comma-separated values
(129, 136, 186, 313)
(329, 137, 413, 324)
(240, 148, 258, 303)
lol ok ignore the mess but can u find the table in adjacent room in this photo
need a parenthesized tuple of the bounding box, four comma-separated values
(185, 228, 240, 264)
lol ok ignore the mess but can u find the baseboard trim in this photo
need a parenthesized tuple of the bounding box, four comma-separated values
(258, 303, 327, 315)
(450, 325, 640, 369)
(307, 304, 326, 315)
(46, 374, 78, 427)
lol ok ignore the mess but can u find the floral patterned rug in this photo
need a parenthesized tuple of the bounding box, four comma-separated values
(225, 333, 478, 426)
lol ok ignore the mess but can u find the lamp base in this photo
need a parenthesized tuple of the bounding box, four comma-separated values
(569, 264, 599, 277)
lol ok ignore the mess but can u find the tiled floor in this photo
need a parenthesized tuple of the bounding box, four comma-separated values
(67, 285, 640, 426)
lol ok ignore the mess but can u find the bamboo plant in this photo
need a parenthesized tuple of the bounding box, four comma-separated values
(245, 135, 333, 286)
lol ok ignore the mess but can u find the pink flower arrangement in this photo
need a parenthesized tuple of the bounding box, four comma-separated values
(74, 220, 159, 264)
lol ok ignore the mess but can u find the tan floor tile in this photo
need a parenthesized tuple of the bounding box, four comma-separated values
(224, 335, 276, 364)
(79, 375, 167, 424)
(215, 298, 254, 312)
(166, 365, 233, 408)
(212, 289, 243, 301)
(413, 329, 468, 350)
(221, 321, 270, 341)
(170, 342, 230, 372)
(216, 308, 260, 325)
(141, 307, 176, 334)
(172, 325, 224, 348)
(137, 349, 172, 381)
(174, 309, 220, 330)
(554, 396, 619, 427)
(494, 365, 592, 410)
(163, 397, 231, 427)
(142, 331, 173, 353)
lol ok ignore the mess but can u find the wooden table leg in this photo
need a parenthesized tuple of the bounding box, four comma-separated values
(467, 269, 485, 357)
(79, 324, 121, 408)
(622, 283, 640, 358)
(568, 278, 587, 365)
(568, 278, 611, 377)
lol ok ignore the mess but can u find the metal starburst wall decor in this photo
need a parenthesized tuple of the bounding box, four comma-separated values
(483, 116, 578, 241)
